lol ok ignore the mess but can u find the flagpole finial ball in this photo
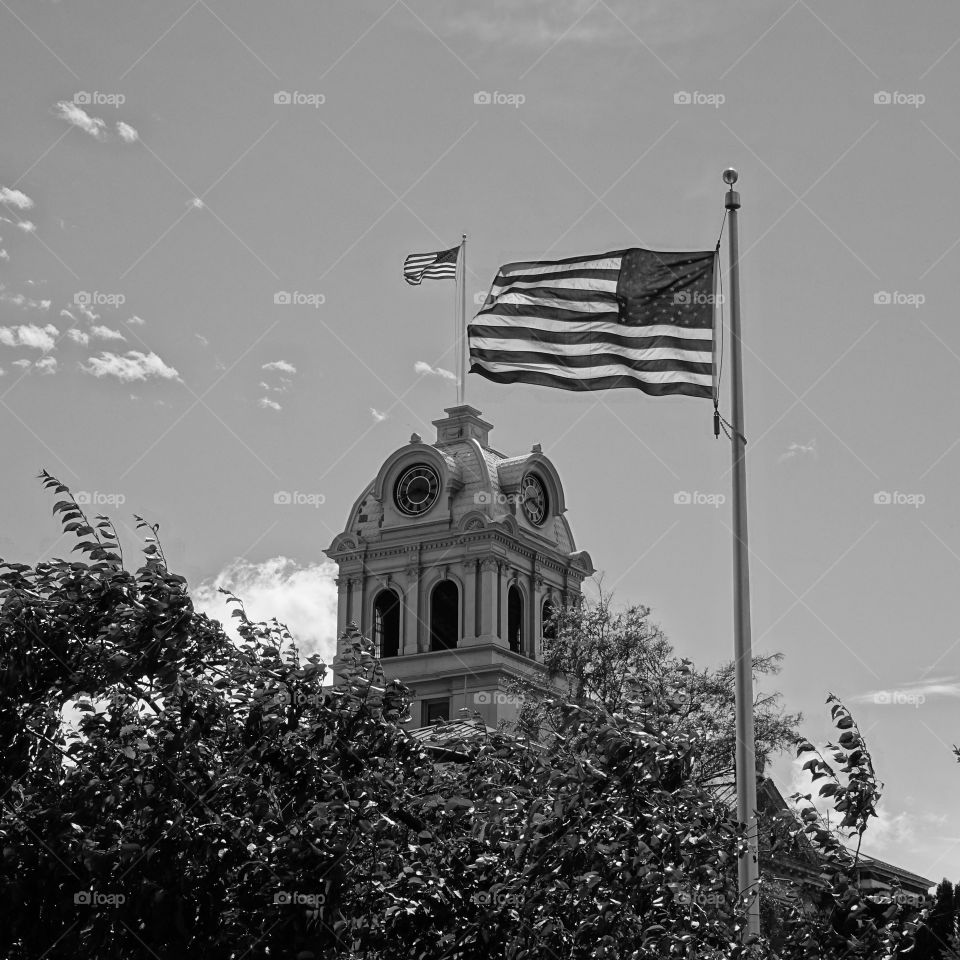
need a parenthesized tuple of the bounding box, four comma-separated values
(722, 168, 739, 185)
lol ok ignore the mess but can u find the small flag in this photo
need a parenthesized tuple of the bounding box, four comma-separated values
(469, 247, 716, 398)
(403, 246, 459, 285)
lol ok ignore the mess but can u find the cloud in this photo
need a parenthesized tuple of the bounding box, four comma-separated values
(0, 250, 8, 262)
(0, 323, 58, 351)
(370, 407, 388, 423)
(66, 328, 89, 345)
(74, 302, 99, 322)
(262, 360, 296, 374)
(259, 397, 282, 411)
(17, 221, 36, 233)
(0, 187, 33, 210)
(12, 359, 31, 369)
(192, 556, 339, 661)
(115, 121, 139, 143)
(35, 356, 57, 375)
(849, 676, 960, 705)
(414, 360, 457, 381)
(54, 100, 107, 140)
(0, 291, 51, 311)
(89, 324, 125, 341)
(126, 315, 145, 326)
(191, 198, 204, 209)
(779, 439, 817, 463)
(195, 334, 209, 347)
(60, 309, 75, 321)
(80, 350, 180, 382)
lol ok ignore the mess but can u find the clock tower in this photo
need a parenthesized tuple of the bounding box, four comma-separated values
(324, 405, 594, 729)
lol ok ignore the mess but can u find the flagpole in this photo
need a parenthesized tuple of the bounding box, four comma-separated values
(459, 234, 467, 405)
(725, 168, 760, 938)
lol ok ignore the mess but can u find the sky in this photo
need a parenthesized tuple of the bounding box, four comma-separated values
(1, 0, 959, 884)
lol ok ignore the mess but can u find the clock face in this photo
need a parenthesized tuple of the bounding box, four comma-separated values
(520, 472, 548, 526)
(394, 464, 441, 517)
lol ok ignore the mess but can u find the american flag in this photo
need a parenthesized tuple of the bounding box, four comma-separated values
(403, 246, 459, 285)
(468, 247, 716, 398)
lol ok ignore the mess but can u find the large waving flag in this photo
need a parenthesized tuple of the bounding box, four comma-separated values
(468, 247, 716, 397)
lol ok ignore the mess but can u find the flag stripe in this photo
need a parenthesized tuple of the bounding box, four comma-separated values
(472, 316, 712, 341)
(404, 246, 459, 285)
(470, 345, 711, 375)
(470, 332, 711, 360)
(470, 358, 713, 397)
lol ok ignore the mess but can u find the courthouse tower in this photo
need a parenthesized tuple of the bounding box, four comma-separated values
(324, 405, 594, 728)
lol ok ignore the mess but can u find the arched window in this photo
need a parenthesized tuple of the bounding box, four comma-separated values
(507, 584, 524, 653)
(430, 580, 459, 651)
(373, 589, 400, 659)
(541, 597, 557, 655)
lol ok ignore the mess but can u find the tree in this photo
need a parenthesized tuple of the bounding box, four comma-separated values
(913, 879, 959, 959)
(0, 473, 943, 959)
(506, 591, 802, 792)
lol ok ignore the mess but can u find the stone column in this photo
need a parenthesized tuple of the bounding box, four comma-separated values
(476, 558, 499, 642)
(459, 558, 477, 643)
(402, 562, 420, 655)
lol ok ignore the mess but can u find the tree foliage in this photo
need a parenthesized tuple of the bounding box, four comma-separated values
(0, 474, 947, 959)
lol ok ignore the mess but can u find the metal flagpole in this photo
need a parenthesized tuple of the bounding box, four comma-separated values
(724, 167, 760, 938)
(459, 234, 467, 405)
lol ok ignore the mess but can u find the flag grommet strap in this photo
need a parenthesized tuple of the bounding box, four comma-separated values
(469, 247, 715, 397)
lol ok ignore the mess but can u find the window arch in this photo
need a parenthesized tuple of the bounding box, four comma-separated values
(507, 584, 524, 653)
(373, 589, 401, 659)
(430, 579, 459, 651)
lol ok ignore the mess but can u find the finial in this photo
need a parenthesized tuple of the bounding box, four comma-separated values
(410, 432, 422, 444)
(531, 443, 542, 454)
(723, 167, 739, 186)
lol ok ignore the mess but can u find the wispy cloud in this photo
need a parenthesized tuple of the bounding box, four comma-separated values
(0, 290, 52, 311)
(126, 315, 145, 326)
(80, 350, 180, 382)
(414, 360, 457, 381)
(850, 676, 960, 705)
(66, 328, 89, 345)
(54, 100, 107, 140)
(259, 396, 282, 411)
(0, 187, 33, 210)
(0, 323, 58, 351)
(195, 333, 209, 347)
(89, 324, 125, 341)
(262, 360, 296, 374)
(35, 356, 57, 375)
(780, 439, 817, 463)
(370, 407, 388, 423)
(116, 121, 139, 143)
(16, 221, 36, 233)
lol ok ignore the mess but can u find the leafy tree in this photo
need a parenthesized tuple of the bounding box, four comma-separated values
(507, 592, 802, 791)
(913, 879, 959, 959)
(0, 473, 943, 959)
